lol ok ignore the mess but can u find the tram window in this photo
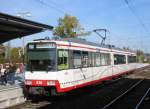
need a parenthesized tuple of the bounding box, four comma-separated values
(95, 52, 101, 66)
(114, 54, 126, 65)
(69, 50, 73, 69)
(88, 52, 92, 67)
(100, 53, 110, 65)
(128, 56, 136, 63)
(27, 49, 56, 71)
(92, 52, 95, 67)
(105, 53, 111, 65)
(82, 51, 89, 67)
(58, 50, 69, 70)
(73, 51, 82, 68)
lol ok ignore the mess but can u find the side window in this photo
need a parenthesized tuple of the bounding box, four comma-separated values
(82, 51, 89, 67)
(100, 53, 111, 65)
(128, 56, 136, 63)
(73, 51, 82, 68)
(95, 52, 101, 66)
(92, 52, 95, 67)
(114, 54, 126, 65)
(133, 56, 136, 63)
(58, 50, 69, 70)
(105, 53, 111, 65)
(88, 52, 92, 67)
(101, 53, 105, 65)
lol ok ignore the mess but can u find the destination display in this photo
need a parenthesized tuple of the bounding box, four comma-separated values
(36, 43, 56, 48)
(28, 43, 56, 49)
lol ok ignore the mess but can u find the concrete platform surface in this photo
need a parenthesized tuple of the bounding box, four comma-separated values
(0, 73, 26, 109)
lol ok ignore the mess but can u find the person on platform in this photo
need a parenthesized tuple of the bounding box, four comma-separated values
(0, 65, 7, 85)
(0, 64, 2, 85)
(19, 63, 24, 74)
(8, 63, 16, 84)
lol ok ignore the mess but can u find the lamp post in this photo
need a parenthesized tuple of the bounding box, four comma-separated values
(5, 41, 11, 62)
(17, 12, 31, 63)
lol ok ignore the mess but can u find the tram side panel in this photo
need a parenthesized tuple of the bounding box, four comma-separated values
(112, 54, 133, 76)
(25, 71, 57, 86)
(135, 63, 149, 69)
(112, 64, 131, 77)
(73, 67, 93, 85)
(92, 65, 112, 82)
(56, 69, 75, 90)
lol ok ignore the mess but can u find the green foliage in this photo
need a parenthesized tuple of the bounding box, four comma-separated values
(0, 54, 5, 63)
(11, 47, 21, 63)
(136, 50, 144, 63)
(0, 44, 5, 63)
(53, 14, 87, 38)
(0, 46, 26, 63)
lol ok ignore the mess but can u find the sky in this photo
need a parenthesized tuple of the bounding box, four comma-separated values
(0, 0, 150, 53)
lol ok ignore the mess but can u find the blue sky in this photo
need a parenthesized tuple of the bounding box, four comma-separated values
(0, 0, 150, 52)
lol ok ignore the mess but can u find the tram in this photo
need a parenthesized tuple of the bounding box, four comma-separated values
(24, 38, 148, 95)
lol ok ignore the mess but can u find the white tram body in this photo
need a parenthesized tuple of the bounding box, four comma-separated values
(25, 38, 148, 95)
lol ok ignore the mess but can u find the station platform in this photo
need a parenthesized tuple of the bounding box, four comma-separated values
(0, 73, 26, 109)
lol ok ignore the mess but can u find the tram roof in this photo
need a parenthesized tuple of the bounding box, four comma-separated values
(0, 12, 53, 44)
(56, 38, 122, 49)
(61, 38, 136, 54)
(33, 38, 136, 54)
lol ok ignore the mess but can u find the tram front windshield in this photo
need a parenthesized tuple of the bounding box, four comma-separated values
(26, 43, 56, 71)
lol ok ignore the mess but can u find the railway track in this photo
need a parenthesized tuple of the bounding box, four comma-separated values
(135, 87, 150, 109)
(8, 67, 150, 109)
(8, 76, 129, 109)
(36, 78, 146, 109)
(101, 79, 150, 109)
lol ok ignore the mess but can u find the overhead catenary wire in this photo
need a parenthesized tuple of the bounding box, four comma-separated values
(34, 0, 104, 43)
(34, 0, 149, 52)
(35, 0, 66, 14)
(48, 0, 69, 14)
(35, 0, 149, 37)
(124, 0, 150, 35)
(124, 0, 150, 52)
(34, 0, 100, 30)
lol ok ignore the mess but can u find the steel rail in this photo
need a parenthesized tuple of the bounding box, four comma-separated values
(101, 79, 144, 109)
(134, 87, 150, 109)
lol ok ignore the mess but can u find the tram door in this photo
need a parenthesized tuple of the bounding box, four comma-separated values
(72, 51, 93, 85)
(71, 50, 83, 85)
(80, 51, 93, 81)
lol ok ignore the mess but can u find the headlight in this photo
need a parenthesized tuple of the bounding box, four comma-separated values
(47, 81, 56, 86)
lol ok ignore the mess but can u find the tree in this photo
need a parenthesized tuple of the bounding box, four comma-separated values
(136, 50, 144, 63)
(11, 47, 21, 63)
(53, 14, 89, 38)
(0, 44, 5, 63)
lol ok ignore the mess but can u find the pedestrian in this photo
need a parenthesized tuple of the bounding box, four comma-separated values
(0, 64, 2, 85)
(1, 65, 7, 85)
(19, 63, 24, 73)
(9, 63, 16, 84)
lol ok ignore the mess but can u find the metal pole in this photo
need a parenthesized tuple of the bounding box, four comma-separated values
(17, 12, 31, 64)
(22, 37, 25, 64)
